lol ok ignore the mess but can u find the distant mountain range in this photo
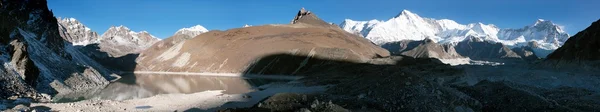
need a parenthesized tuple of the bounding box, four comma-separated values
(57, 18, 210, 57)
(340, 10, 569, 58)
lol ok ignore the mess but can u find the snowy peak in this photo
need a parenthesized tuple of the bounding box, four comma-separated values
(395, 10, 419, 18)
(57, 17, 100, 46)
(340, 19, 382, 37)
(57, 17, 159, 57)
(535, 19, 546, 24)
(435, 19, 467, 30)
(531, 19, 565, 33)
(98, 25, 160, 56)
(104, 25, 158, 39)
(100, 25, 159, 46)
(106, 25, 132, 33)
(532, 19, 555, 27)
(177, 25, 208, 32)
(468, 22, 499, 37)
(174, 25, 209, 38)
(496, 19, 569, 50)
(57, 17, 89, 32)
(533, 19, 553, 26)
(58, 17, 80, 24)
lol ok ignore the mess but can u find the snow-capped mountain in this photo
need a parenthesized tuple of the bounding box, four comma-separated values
(152, 25, 209, 49)
(174, 25, 208, 38)
(340, 19, 382, 37)
(98, 25, 161, 57)
(340, 10, 570, 50)
(57, 17, 161, 49)
(497, 19, 569, 49)
(143, 25, 210, 57)
(57, 17, 161, 56)
(101, 25, 160, 47)
(57, 17, 100, 46)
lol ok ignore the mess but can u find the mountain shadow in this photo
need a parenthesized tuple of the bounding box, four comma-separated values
(380, 39, 464, 59)
(545, 19, 600, 69)
(241, 53, 439, 76)
(188, 53, 599, 111)
(74, 43, 139, 72)
(187, 53, 461, 111)
(380, 40, 422, 55)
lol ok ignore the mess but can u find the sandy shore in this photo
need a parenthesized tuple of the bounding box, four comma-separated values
(31, 82, 328, 112)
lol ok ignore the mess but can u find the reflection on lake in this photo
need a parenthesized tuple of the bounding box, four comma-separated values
(53, 74, 284, 102)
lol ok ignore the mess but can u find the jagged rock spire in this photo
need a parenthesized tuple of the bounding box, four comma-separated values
(291, 7, 312, 24)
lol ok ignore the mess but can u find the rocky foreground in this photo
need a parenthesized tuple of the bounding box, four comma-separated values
(220, 56, 600, 112)
(3, 55, 597, 112)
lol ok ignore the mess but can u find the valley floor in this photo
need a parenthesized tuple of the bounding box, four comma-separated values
(5, 58, 600, 112)
(224, 59, 600, 111)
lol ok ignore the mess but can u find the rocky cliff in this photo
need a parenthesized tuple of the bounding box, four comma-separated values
(546, 19, 600, 67)
(0, 0, 114, 100)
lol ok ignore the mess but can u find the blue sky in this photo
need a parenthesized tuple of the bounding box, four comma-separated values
(48, 0, 599, 38)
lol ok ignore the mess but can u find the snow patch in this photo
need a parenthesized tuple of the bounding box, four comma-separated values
(218, 58, 229, 70)
(172, 52, 191, 67)
(157, 41, 185, 61)
(468, 60, 504, 66)
(439, 58, 471, 66)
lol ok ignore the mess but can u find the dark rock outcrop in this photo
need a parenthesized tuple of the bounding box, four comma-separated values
(511, 46, 539, 61)
(290, 8, 339, 29)
(291, 7, 312, 24)
(547, 19, 600, 61)
(381, 38, 464, 59)
(8, 39, 40, 86)
(1, 0, 113, 100)
(455, 36, 521, 60)
(544, 19, 600, 68)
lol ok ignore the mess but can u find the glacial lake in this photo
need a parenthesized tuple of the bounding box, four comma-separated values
(52, 73, 288, 103)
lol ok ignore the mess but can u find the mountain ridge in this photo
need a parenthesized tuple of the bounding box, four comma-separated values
(547, 19, 600, 61)
(136, 8, 390, 73)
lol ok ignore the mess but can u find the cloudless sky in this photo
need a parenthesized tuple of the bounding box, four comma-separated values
(48, 0, 599, 38)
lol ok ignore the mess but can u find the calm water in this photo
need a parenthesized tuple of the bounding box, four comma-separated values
(53, 74, 285, 103)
